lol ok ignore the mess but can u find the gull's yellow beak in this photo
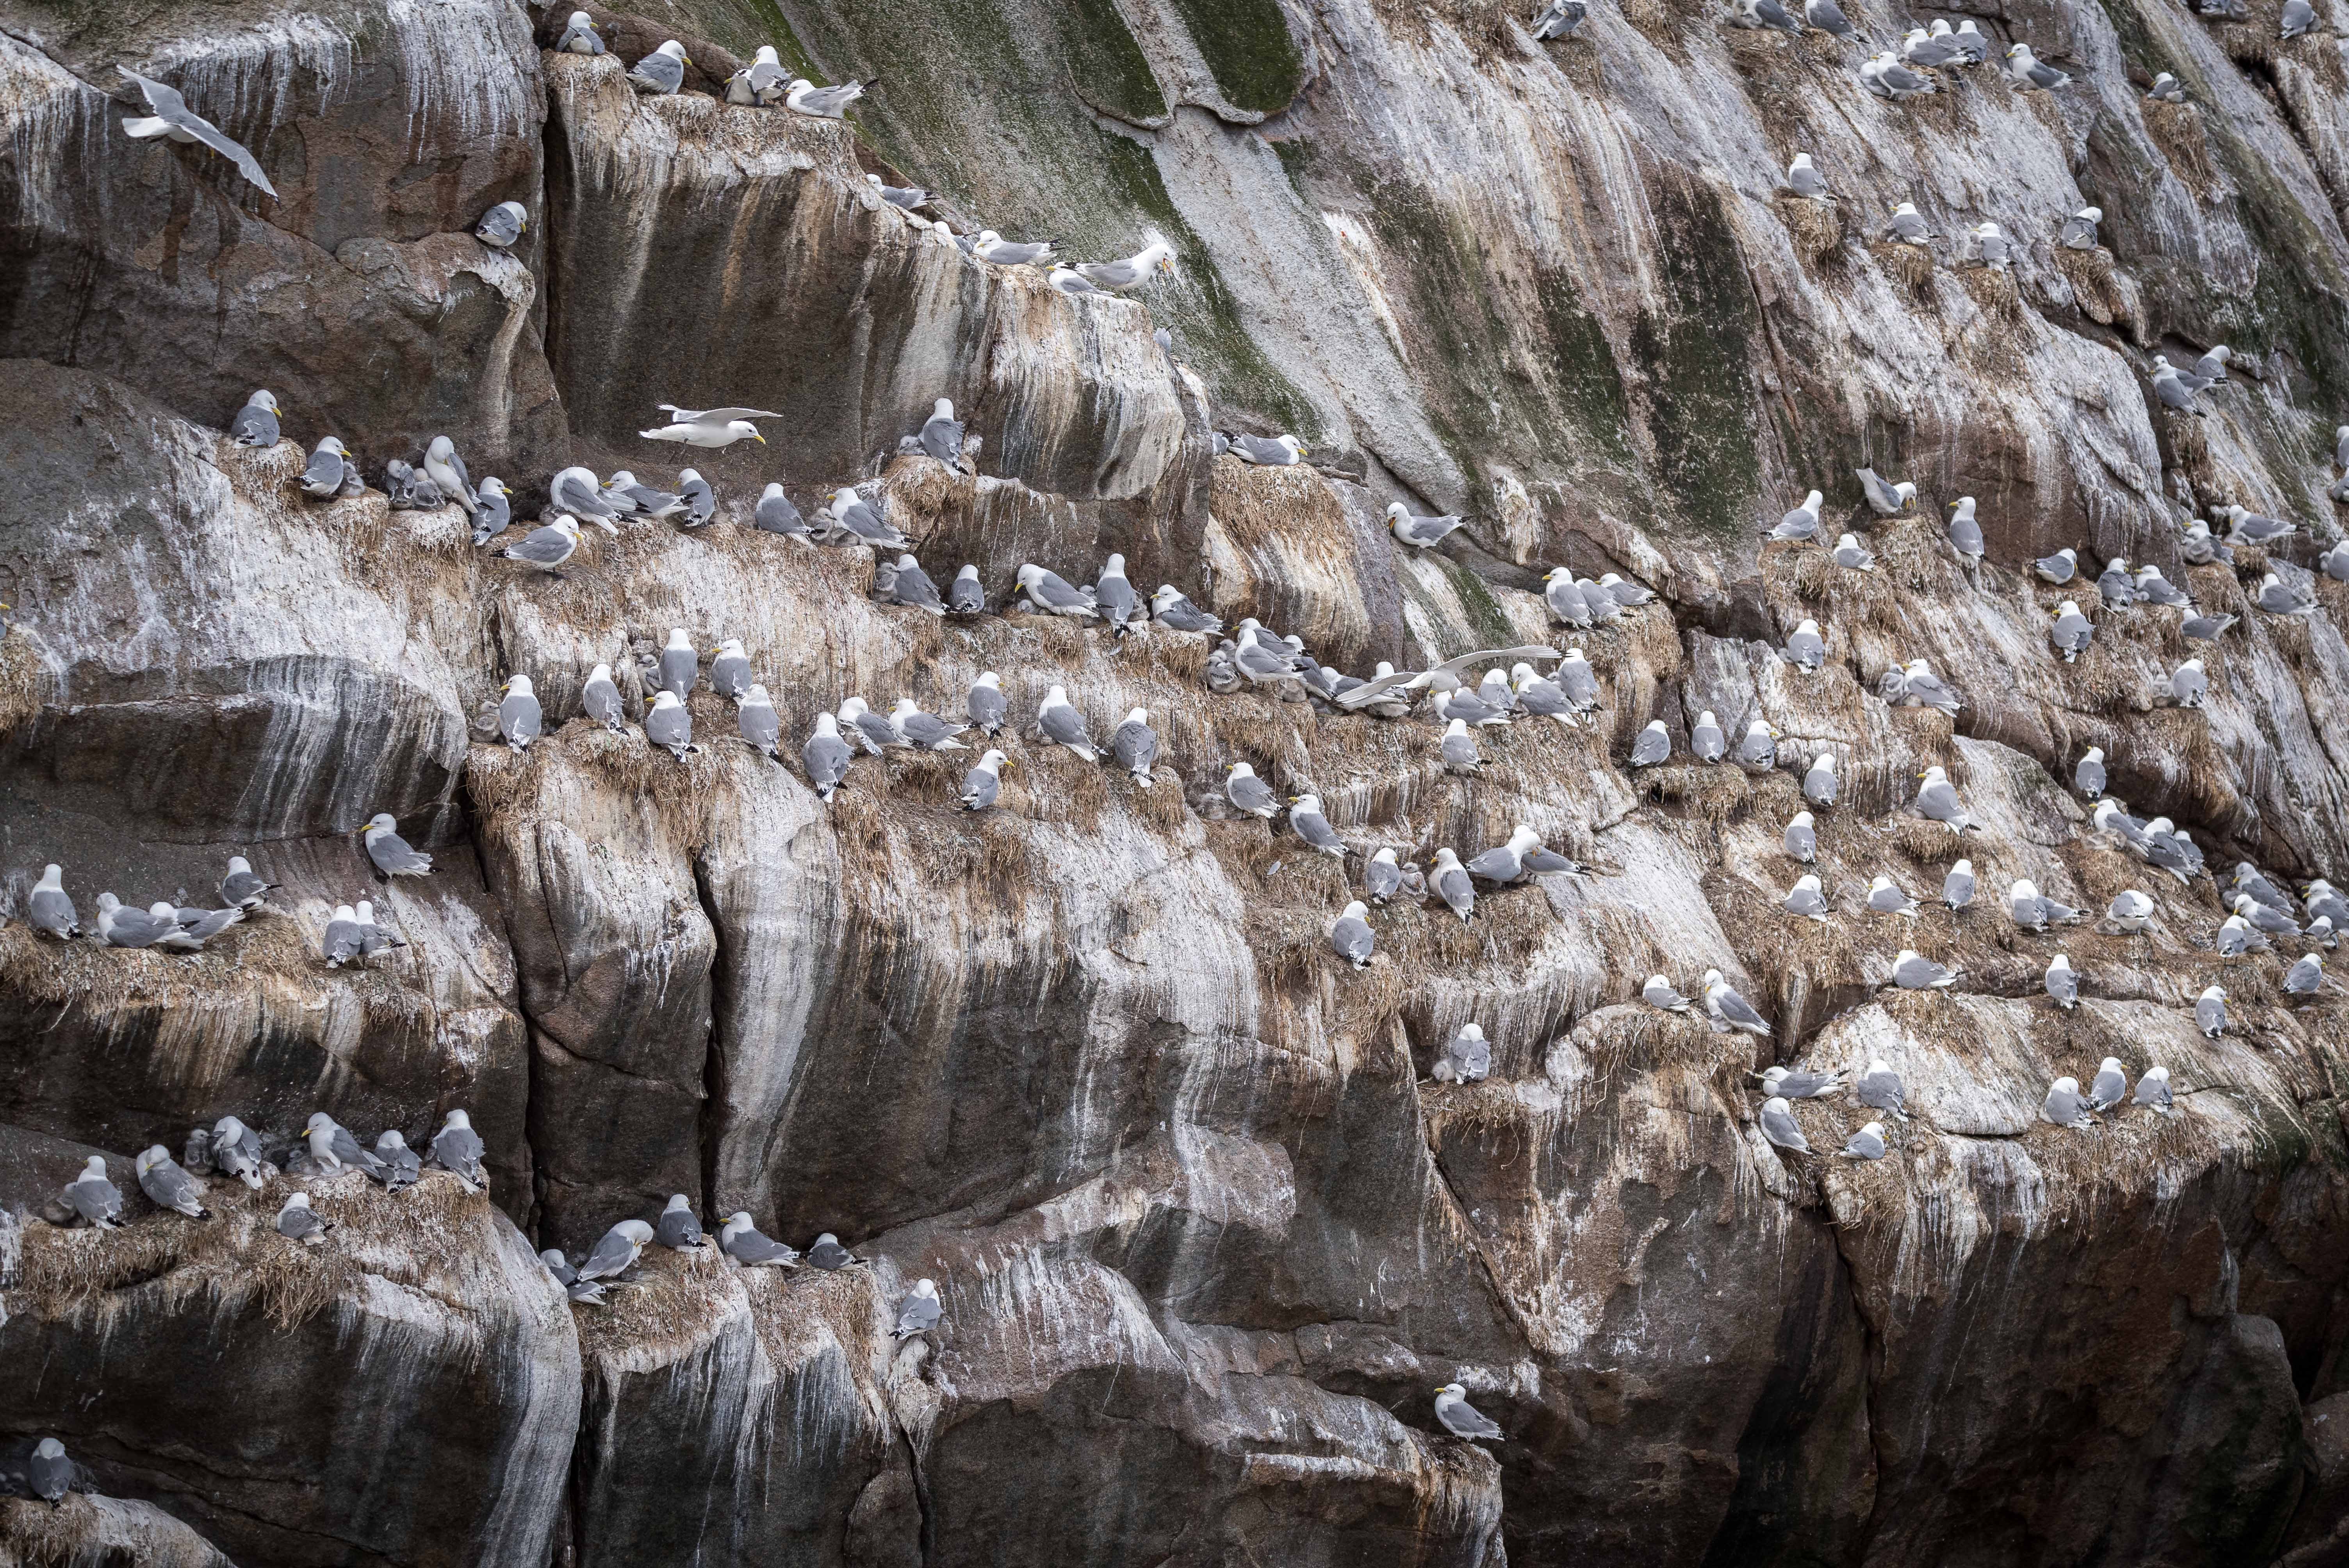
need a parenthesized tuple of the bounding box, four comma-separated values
(754, 432, 767, 444)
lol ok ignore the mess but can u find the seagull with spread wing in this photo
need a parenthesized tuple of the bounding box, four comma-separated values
(1333, 645, 1562, 712)
(639, 404, 781, 447)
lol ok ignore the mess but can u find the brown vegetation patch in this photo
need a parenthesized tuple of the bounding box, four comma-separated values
(1778, 195, 1845, 271)
(1621, 0, 1685, 57)
(1867, 241, 1937, 303)
(2054, 247, 2131, 330)
(1953, 263, 2023, 324)
(2144, 100, 2220, 199)
(0, 628, 43, 738)
(9, 1171, 484, 1334)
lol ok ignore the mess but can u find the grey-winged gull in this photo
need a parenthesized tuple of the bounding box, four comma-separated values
(2134, 1066, 2174, 1113)
(1389, 503, 1465, 548)
(739, 685, 782, 761)
(2005, 43, 2071, 89)
(1225, 761, 1279, 816)
(807, 1232, 862, 1269)
(1151, 585, 1220, 632)
(1691, 711, 1726, 762)
(646, 691, 697, 759)
(120, 69, 277, 196)
(727, 46, 789, 106)
(1758, 1097, 1810, 1152)
(1075, 241, 1178, 291)
(475, 201, 527, 248)
(362, 813, 432, 876)
(1111, 709, 1158, 787)
(1630, 720, 1671, 768)
(1331, 902, 1375, 968)
(497, 674, 540, 752)
(708, 639, 753, 700)
(373, 1131, 421, 1190)
(137, 1144, 211, 1217)
(1784, 811, 1816, 862)
(1440, 718, 1483, 775)
(2041, 1077, 2093, 1128)
(500, 515, 583, 574)
(2051, 600, 2093, 661)
(1784, 874, 1829, 921)
(628, 41, 690, 93)
(1803, 752, 1838, 805)
(230, 390, 280, 447)
(300, 437, 356, 498)
(1434, 1023, 1490, 1083)
(1644, 975, 1691, 1012)
(1094, 554, 1141, 634)
(209, 1116, 265, 1189)
(972, 229, 1055, 265)
(1016, 563, 1099, 620)
(1894, 949, 1956, 989)
(1430, 849, 1477, 922)
(1771, 490, 1822, 542)
(960, 749, 1008, 810)
(29, 865, 78, 938)
(1857, 1059, 1906, 1117)
(756, 485, 809, 539)
(277, 1191, 330, 1242)
(556, 11, 604, 52)
(1705, 970, 1771, 1036)
(578, 1219, 654, 1280)
(642, 405, 777, 448)
(1944, 859, 1975, 911)
(1225, 433, 1306, 465)
(1036, 686, 1099, 761)
(656, 1194, 706, 1249)
(892, 698, 969, 751)
(1915, 766, 1972, 834)
(2189, 981, 2227, 1042)
(1434, 1384, 1503, 1440)
(721, 1213, 800, 1266)
(1832, 533, 1877, 571)
(1857, 467, 1915, 513)
(964, 672, 1007, 735)
(62, 1155, 122, 1227)
(1841, 1123, 1888, 1160)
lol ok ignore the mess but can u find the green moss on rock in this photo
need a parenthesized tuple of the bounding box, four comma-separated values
(1165, 0, 1305, 114)
(1631, 176, 1762, 539)
(1055, 0, 1169, 123)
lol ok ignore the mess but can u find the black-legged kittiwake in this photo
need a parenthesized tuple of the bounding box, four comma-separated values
(136, 1144, 211, 1217)
(119, 69, 277, 197)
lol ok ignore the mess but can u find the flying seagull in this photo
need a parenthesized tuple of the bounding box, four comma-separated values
(120, 69, 277, 197)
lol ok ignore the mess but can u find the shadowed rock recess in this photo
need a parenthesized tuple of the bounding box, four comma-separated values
(3, 0, 2349, 1559)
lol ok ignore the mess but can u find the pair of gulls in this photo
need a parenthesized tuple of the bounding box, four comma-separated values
(1770, 466, 1917, 538)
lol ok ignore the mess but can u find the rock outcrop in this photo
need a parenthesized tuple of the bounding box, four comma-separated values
(2, 0, 2347, 1561)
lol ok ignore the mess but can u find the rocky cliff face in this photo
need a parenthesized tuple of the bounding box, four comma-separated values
(2, 0, 2348, 1562)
